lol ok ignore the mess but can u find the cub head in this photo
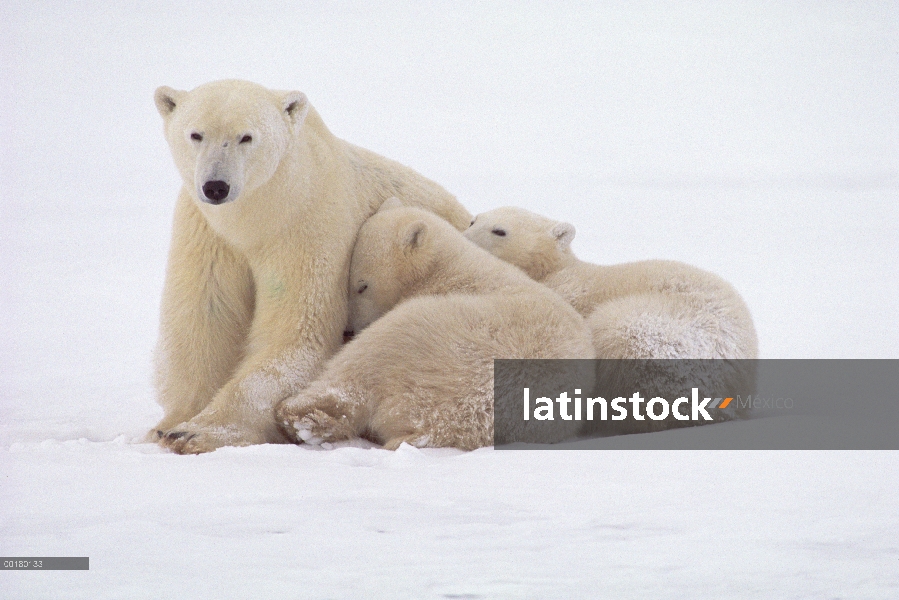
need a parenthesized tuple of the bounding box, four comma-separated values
(349, 199, 441, 333)
(463, 207, 576, 280)
(154, 79, 308, 206)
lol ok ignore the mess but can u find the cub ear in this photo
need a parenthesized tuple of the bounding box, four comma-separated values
(401, 220, 428, 252)
(282, 91, 309, 125)
(379, 197, 404, 213)
(551, 222, 576, 249)
(154, 86, 184, 118)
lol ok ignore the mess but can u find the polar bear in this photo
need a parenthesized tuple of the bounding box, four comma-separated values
(275, 201, 596, 450)
(151, 80, 472, 454)
(465, 207, 758, 432)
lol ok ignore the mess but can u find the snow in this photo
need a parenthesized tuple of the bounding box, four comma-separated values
(1, 1, 897, 598)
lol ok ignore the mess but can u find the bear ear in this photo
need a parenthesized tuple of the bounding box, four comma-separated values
(379, 197, 404, 213)
(551, 222, 576, 249)
(154, 86, 184, 118)
(282, 91, 309, 126)
(401, 220, 428, 252)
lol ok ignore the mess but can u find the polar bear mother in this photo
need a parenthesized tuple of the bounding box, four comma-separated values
(151, 79, 471, 454)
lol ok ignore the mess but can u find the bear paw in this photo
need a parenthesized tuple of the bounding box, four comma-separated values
(156, 421, 268, 455)
(278, 406, 356, 446)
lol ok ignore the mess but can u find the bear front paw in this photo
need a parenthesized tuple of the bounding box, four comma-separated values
(156, 421, 270, 454)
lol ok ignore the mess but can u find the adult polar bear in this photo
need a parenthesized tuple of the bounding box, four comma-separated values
(152, 79, 471, 454)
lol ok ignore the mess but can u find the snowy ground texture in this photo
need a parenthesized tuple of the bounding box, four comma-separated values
(2, 2, 898, 598)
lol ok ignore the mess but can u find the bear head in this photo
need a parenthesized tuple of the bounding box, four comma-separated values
(464, 207, 576, 281)
(154, 79, 308, 206)
(348, 199, 443, 333)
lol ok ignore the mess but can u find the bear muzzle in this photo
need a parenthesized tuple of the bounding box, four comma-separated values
(201, 180, 231, 204)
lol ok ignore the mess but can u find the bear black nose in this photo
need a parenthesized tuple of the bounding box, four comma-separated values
(202, 180, 230, 204)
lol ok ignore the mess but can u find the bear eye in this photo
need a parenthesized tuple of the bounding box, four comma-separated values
(240, 135, 252, 144)
(190, 132, 203, 142)
(357, 283, 368, 294)
(491, 227, 507, 237)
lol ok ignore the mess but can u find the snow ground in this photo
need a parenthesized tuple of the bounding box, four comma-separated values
(2, 2, 898, 598)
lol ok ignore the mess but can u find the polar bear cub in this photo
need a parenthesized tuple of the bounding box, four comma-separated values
(464, 207, 758, 360)
(276, 200, 596, 450)
(465, 207, 758, 432)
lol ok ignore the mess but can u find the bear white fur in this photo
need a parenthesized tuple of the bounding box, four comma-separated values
(464, 207, 758, 432)
(275, 201, 596, 450)
(152, 80, 472, 454)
